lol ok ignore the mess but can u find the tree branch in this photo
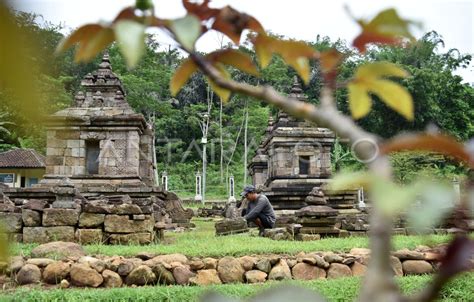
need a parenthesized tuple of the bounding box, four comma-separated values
(190, 53, 401, 301)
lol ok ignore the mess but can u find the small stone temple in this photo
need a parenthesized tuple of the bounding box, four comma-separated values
(0, 54, 192, 245)
(41, 54, 155, 188)
(249, 78, 336, 209)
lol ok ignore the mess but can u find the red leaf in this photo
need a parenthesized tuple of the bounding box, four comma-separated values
(113, 7, 137, 23)
(211, 6, 264, 45)
(182, 0, 219, 20)
(353, 32, 400, 53)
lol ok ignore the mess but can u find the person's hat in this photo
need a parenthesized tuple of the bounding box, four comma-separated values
(240, 184, 256, 197)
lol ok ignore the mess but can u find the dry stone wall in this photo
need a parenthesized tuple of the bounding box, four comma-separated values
(1, 242, 456, 288)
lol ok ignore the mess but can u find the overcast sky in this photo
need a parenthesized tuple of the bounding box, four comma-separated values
(14, 0, 474, 83)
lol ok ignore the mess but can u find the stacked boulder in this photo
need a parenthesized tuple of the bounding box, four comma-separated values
(295, 205, 340, 240)
(3, 242, 443, 288)
(324, 189, 358, 210)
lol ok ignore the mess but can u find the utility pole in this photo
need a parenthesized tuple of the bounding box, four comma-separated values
(199, 86, 212, 204)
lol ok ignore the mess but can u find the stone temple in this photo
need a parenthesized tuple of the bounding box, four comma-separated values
(249, 78, 336, 209)
(0, 54, 192, 244)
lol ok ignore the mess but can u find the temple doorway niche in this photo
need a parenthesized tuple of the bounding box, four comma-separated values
(299, 155, 310, 175)
(86, 140, 100, 175)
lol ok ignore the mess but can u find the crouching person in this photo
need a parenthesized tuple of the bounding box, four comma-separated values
(240, 185, 276, 236)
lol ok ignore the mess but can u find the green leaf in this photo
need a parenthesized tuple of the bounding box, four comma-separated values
(114, 20, 146, 68)
(167, 15, 201, 51)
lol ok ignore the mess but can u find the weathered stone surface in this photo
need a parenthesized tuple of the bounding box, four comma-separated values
(78, 213, 105, 228)
(16, 264, 41, 285)
(109, 204, 142, 215)
(151, 254, 188, 265)
(76, 229, 104, 244)
(327, 263, 352, 279)
(151, 264, 175, 285)
(173, 266, 195, 285)
(60, 279, 70, 289)
(83, 200, 111, 214)
(23, 199, 48, 211)
(296, 233, 321, 241)
(350, 248, 371, 256)
(43, 261, 71, 284)
(22, 209, 41, 227)
(324, 253, 343, 263)
(117, 259, 142, 276)
(0, 213, 22, 233)
(268, 259, 291, 281)
(302, 255, 330, 269)
(390, 256, 403, 277)
(255, 258, 272, 273)
(402, 260, 433, 275)
(26, 258, 55, 267)
(30, 241, 85, 259)
(245, 270, 267, 283)
(238, 256, 257, 271)
(102, 269, 123, 288)
(70, 263, 103, 287)
(203, 257, 218, 269)
(189, 260, 205, 271)
(23, 226, 75, 243)
(78, 256, 106, 273)
(104, 215, 154, 233)
(286, 259, 297, 268)
(393, 249, 425, 260)
(295, 206, 338, 217)
(189, 269, 222, 285)
(351, 262, 367, 277)
(8, 256, 24, 274)
(292, 263, 326, 280)
(126, 265, 156, 286)
(218, 256, 245, 283)
(42, 208, 79, 226)
(108, 232, 152, 245)
(215, 218, 248, 235)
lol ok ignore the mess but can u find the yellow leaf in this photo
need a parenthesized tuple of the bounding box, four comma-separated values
(348, 82, 372, 119)
(170, 58, 198, 96)
(356, 62, 409, 80)
(348, 62, 413, 120)
(207, 63, 231, 102)
(368, 79, 414, 120)
(209, 49, 260, 76)
(254, 34, 273, 68)
(286, 56, 310, 85)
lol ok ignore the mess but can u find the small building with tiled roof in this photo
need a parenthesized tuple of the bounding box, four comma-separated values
(0, 148, 45, 188)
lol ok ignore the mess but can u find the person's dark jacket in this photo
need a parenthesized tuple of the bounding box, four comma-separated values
(243, 194, 276, 226)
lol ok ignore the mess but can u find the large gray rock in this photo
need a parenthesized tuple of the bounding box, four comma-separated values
(149, 254, 188, 265)
(402, 260, 433, 275)
(78, 256, 106, 273)
(268, 259, 291, 281)
(78, 213, 105, 228)
(23, 199, 48, 211)
(390, 256, 403, 277)
(245, 270, 267, 283)
(292, 263, 326, 280)
(173, 265, 195, 285)
(302, 255, 330, 269)
(42, 208, 80, 226)
(26, 258, 55, 267)
(255, 258, 272, 273)
(0, 213, 22, 233)
(239, 256, 257, 271)
(8, 256, 24, 275)
(351, 262, 367, 277)
(189, 269, 222, 285)
(202, 257, 217, 269)
(43, 261, 71, 284)
(393, 249, 425, 260)
(30, 241, 86, 260)
(104, 215, 154, 233)
(217, 256, 245, 283)
(102, 269, 123, 288)
(327, 263, 352, 279)
(22, 209, 41, 227)
(125, 265, 156, 286)
(23, 227, 76, 244)
(70, 263, 103, 287)
(76, 229, 104, 244)
(16, 264, 41, 285)
(151, 263, 175, 285)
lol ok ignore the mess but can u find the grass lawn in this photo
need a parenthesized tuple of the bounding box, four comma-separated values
(12, 219, 455, 258)
(1, 274, 473, 302)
